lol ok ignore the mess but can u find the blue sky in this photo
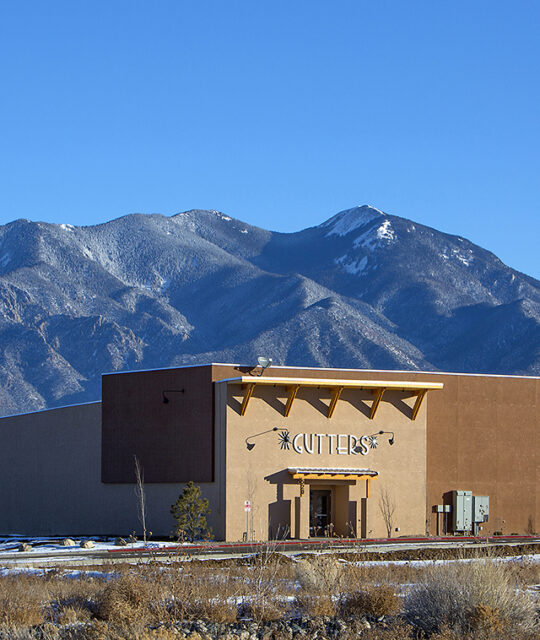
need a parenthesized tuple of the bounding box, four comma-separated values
(1, 2, 539, 278)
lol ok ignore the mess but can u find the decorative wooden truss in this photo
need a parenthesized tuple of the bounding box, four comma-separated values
(226, 377, 443, 420)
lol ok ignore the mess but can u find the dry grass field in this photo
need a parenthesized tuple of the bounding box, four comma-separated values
(0, 546, 538, 639)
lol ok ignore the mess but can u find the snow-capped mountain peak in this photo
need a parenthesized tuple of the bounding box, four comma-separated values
(0, 204, 538, 418)
(322, 205, 385, 237)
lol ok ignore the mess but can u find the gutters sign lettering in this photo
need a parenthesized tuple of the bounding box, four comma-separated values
(279, 431, 380, 455)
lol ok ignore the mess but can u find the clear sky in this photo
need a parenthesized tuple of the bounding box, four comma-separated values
(1, 2, 539, 278)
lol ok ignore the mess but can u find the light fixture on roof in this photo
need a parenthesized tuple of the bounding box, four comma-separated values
(256, 356, 272, 376)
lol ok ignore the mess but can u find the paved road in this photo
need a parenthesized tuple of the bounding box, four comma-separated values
(1, 535, 539, 569)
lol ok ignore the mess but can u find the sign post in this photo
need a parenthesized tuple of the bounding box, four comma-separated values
(244, 500, 251, 542)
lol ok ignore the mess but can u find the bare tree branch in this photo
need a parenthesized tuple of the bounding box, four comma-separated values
(134, 455, 147, 545)
(379, 487, 396, 538)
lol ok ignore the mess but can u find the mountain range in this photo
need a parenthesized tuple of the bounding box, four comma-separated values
(0, 205, 539, 417)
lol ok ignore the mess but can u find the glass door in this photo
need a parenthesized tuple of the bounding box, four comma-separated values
(310, 489, 332, 537)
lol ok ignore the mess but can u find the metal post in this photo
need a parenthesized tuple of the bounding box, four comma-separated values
(246, 510, 249, 542)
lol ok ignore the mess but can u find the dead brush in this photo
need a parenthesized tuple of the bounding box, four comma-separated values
(340, 584, 401, 619)
(405, 558, 538, 637)
(45, 573, 105, 624)
(236, 544, 291, 622)
(294, 557, 344, 617)
(0, 575, 49, 628)
(95, 572, 159, 625)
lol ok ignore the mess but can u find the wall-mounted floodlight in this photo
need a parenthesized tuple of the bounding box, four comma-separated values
(162, 389, 185, 404)
(245, 426, 285, 450)
(256, 356, 272, 376)
(374, 430, 395, 445)
(354, 430, 395, 453)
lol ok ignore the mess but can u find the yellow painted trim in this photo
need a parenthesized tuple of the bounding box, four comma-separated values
(240, 383, 255, 416)
(284, 385, 300, 417)
(411, 389, 427, 420)
(370, 388, 385, 419)
(291, 472, 377, 480)
(327, 386, 343, 419)
(228, 376, 444, 391)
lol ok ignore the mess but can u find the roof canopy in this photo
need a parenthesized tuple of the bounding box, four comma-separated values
(225, 376, 444, 420)
(288, 467, 378, 480)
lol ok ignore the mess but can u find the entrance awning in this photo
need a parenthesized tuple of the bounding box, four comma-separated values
(288, 467, 379, 480)
(225, 376, 444, 419)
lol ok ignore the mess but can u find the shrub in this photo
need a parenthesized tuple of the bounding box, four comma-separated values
(405, 560, 538, 636)
(0, 576, 47, 627)
(294, 557, 344, 617)
(341, 584, 401, 618)
(95, 573, 157, 624)
(294, 557, 343, 594)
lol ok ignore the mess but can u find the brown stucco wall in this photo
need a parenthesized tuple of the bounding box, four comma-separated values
(0, 363, 537, 539)
(209, 364, 539, 536)
(102, 365, 215, 483)
(219, 379, 428, 541)
(0, 401, 223, 537)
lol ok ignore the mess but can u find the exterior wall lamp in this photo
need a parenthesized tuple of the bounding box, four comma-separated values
(353, 430, 395, 453)
(162, 389, 185, 403)
(245, 426, 287, 450)
(256, 356, 272, 376)
(376, 430, 395, 445)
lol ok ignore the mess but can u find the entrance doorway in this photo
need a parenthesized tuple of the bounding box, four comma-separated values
(310, 489, 332, 536)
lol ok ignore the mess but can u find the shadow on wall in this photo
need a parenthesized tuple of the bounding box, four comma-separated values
(228, 386, 419, 419)
(265, 470, 293, 539)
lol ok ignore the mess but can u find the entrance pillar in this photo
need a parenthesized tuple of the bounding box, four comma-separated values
(294, 491, 310, 539)
(360, 479, 371, 538)
(334, 484, 350, 537)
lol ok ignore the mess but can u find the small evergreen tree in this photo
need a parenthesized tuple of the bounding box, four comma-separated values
(170, 481, 212, 541)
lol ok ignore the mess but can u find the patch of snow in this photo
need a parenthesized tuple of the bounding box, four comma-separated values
(324, 206, 384, 237)
(211, 211, 232, 221)
(347, 554, 540, 569)
(0, 536, 184, 556)
(353, 220, 396, 252)
(0, 252, 10, 267)
(335, 255, 369, 275)
(451, 248, 473, 267)
(59, 224, 74, 232)
(376, 219, 395, 241)
(240, 229, 248, 234)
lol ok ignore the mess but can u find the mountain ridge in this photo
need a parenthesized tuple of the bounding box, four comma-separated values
(0, 205, 538, 417)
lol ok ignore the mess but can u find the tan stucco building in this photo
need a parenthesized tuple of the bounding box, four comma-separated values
(0, 363, 538, 539)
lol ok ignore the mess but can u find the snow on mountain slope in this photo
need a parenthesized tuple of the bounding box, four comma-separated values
(0, 205, 538, 416)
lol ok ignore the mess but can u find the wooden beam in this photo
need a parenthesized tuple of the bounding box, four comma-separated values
(240, 383, 255, 416)
(327, 386, 343, 418)
(291, 473, 376, 480)
(228, 376, 444, 391)
(370, 388, 385, 419)
(284, 385, 300, 417)
(366, 478, 370, 498)
(411, 389, 427, 420)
